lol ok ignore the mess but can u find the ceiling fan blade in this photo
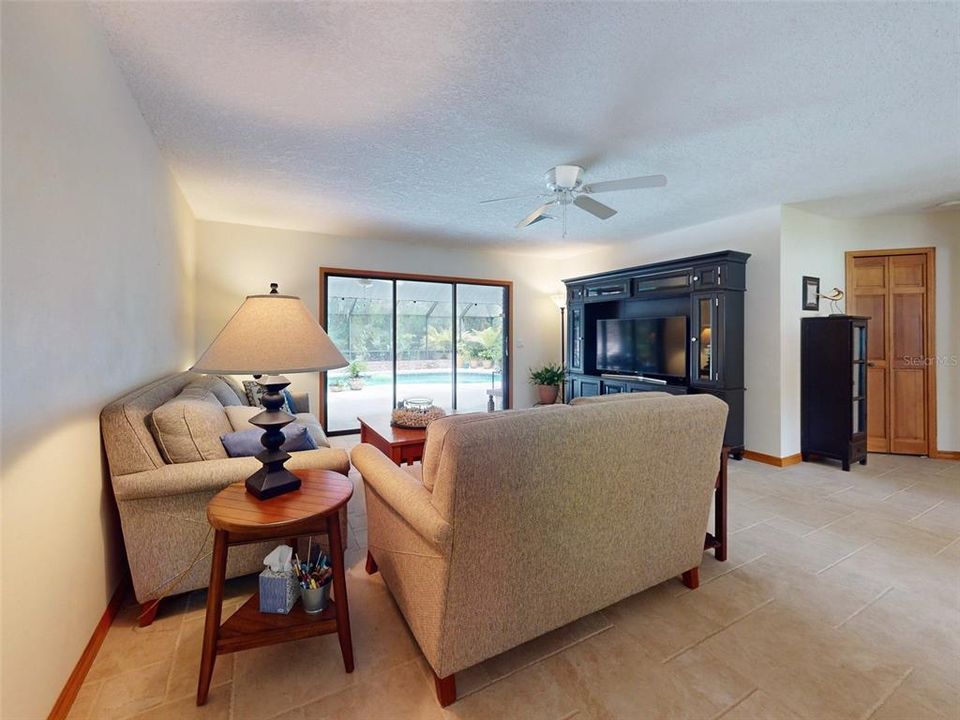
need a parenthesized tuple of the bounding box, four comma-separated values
(480, 193, 544, 204)
(581, 174, 667, 194)
(527, 214, 554, 226)
(573, 195, 617, 220)
(516, 202, 556, 229)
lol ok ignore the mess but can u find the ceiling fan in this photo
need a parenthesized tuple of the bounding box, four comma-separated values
(481, 165, 667, 236)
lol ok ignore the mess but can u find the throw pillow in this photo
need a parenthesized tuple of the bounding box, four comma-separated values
(219, 375, 248, 405)
(150, 386, 232, 463)
(242, 380, 295, 413)
(223, 406, 330, 448)
(221, 424, 317, 457)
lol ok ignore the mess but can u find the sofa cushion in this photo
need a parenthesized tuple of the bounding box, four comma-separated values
(149, 386, 232, 463)
(221, 424, 316, 457)
(224, 405, 330, 448)
(189, 375, 244, 407)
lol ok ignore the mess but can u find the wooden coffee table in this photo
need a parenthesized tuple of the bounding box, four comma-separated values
(196, 469, 354, 705)
(358, 415, 429, 466)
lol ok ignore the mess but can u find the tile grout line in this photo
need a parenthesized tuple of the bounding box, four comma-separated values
(906, 499, 943, 523)
(712, 687, 759, 720)
(802, 510, 857, 538)
(729, 520, 768, 536)
(815, 542, 872, 575)
(934, 535, 960, 557)
(674, 553, 767, 598)
(662, 598, 776, 664)
(863, 667, 914, 720)
(878, 482, 918, 502)
(834, 585, 895, 629)
(701, 553, 767, 586)
(824, 485, 856, 499)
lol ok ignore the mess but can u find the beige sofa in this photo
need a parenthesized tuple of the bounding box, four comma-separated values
(101, 371, 350, 624)
(351, 393, 727, 706)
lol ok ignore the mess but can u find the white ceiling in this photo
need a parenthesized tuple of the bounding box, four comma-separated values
(91, 2, 960, 253)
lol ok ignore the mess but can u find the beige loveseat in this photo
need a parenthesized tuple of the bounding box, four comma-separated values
(101, 371, 350, 624)
(351, 393, 727, 705)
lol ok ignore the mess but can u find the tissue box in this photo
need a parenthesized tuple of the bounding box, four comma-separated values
(258, 568, 299, 614)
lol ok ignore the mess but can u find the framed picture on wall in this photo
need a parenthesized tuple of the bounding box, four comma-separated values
(803, 276, 820, 311)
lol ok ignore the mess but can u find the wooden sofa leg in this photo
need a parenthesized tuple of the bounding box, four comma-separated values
(681, 567, 700, 590)
(139, 600, 160, 627)
(365, 551, 379, 575)
(433, 671, 456, 707)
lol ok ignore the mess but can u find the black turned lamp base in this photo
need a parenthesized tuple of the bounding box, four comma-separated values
(246, 375, 300, 500)
(245, 466, 301, 500)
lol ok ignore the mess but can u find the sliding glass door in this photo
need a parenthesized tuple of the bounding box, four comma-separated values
(456, 283, 506, 412)
(321, 271, 510, 434)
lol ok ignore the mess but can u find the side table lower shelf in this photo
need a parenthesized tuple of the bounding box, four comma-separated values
(217, 593, 339, 654)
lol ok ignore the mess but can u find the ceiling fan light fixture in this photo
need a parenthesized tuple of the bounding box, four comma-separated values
(547, 165, 583, 191)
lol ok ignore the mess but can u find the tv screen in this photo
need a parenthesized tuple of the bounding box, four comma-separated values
(596, 316, 688, 378)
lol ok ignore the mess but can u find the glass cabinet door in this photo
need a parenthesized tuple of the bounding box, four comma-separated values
(852, 322, 867, 436)
(569, 305, 583, 372)
(691, 294, 722, 385)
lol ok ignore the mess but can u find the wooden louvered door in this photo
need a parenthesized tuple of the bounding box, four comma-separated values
(846, 249, 934, 456)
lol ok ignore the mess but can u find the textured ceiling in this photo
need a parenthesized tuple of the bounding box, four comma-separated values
(91, 2, 960, 253)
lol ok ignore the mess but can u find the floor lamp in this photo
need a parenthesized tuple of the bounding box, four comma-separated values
(551, 293, 566, 402)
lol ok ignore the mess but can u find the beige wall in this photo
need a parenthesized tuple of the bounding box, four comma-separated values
(194, 221, 563, 411)
(0, 4, 196, 717)
(558, 207, 785, 457)
(781, 207, 960, 454)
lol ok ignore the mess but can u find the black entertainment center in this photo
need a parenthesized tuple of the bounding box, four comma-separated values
(563, 250, 749, 458)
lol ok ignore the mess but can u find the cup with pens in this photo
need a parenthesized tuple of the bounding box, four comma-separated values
(295, 540, 333, 614)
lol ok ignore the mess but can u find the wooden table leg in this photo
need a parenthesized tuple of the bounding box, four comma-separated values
(327, 513, 354, 673)
(197, 529, 228, 706)
(715, 449, 728, 562)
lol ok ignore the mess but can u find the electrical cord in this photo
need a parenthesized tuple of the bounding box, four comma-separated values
(135, 525, 214, 626)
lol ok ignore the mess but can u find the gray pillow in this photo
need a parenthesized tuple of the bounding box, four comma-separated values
(221, 424, 317, 457)
(189, 375, 244, 407)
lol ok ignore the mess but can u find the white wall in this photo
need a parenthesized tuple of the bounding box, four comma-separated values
(0, 4, 196, 717)
(560, 207, 784, 457)
(194, 221, 563, 411)
(781, 207, 960, 454)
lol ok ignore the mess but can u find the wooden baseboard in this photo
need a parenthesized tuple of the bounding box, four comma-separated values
(742, 450, 803, 468)
(48, 577, 129, 720)
(933, 450, 960, 461)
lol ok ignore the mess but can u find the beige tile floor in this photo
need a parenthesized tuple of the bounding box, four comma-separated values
(71, 441, 960, 720)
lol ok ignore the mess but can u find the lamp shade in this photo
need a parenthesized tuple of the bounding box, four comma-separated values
(191, 291, 347, 375)
(550, 293, 567, 309)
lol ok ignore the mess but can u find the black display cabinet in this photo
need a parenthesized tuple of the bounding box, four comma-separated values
(801, 316, 869, 471)
(563, 250, 749, 457)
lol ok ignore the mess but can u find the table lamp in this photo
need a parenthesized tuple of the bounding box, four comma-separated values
(191, 283, 347, 499)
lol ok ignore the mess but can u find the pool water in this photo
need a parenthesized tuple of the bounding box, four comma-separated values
(359, 371, 500, 386)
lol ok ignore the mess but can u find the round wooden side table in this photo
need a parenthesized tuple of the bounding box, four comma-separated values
(196, 468, 354, 706)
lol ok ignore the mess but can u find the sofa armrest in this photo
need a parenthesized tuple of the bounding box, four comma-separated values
(351, 444, 452, 552)
(112, 448, 350, 502)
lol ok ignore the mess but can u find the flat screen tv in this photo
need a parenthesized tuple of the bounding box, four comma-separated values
(596, 316, 688, 378)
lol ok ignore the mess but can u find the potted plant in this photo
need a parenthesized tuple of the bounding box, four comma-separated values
(330, 377, 347, 393)
(529, 364, 565, 405)
(348, 360, 367, 390)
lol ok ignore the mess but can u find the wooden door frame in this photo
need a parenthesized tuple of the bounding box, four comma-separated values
(318, 267, 514, 433)
(845, 247, 939, 457)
